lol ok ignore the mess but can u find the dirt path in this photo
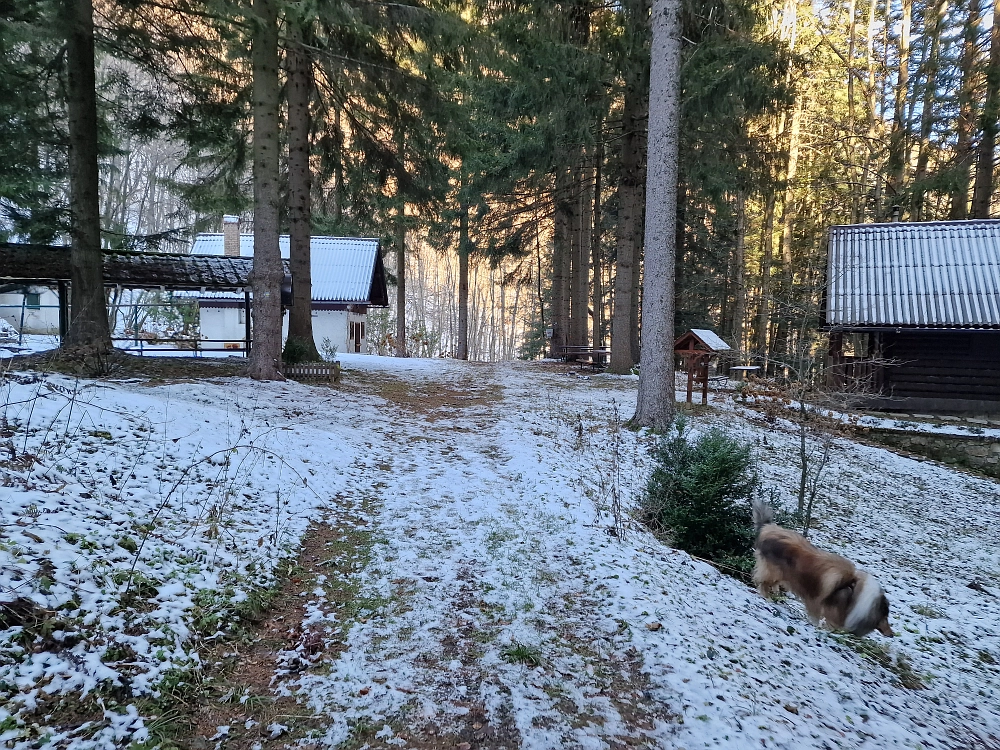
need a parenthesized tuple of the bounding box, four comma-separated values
(164, 359, 1000, 750)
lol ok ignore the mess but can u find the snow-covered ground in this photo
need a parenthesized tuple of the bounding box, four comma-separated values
(1, 355, 998, 749)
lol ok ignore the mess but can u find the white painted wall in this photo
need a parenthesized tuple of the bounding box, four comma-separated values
(198, 304, 367, 355)
(0, 288, 60, 334)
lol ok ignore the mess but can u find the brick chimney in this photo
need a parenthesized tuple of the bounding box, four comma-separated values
(223, 215, 241, 257)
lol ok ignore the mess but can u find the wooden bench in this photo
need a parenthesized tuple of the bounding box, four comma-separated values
(285, 362, 341, 383)
(562, 346, 611, 369)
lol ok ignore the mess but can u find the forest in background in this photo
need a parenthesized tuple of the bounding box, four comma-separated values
(4, 0, 1000, 368)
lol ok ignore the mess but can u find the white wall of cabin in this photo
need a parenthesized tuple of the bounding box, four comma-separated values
(0, 288, 61, 335)
(198, 304, 368, 355)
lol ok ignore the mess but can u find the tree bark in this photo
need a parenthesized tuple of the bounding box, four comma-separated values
(248, 0, 283, 380)
(457, 190, 470, 360)
(575, 159, 593, 348)
(285, 17, 319, 361)
(550, 168, 572, 358)
(951, 0, 982, 219)
(63, 0, 111, 354)
(609, 47, 648, 372)
(914, 0, 948, 219)
(886, 0, 912, 212)
(972, 0, 1000, 218)
(774, 95, 802, 359)
(730, 191, 748, 353)
(633, 0, 681, 430)
(591, 135, 604, 348)
(755, 190, 776, 361)
(395, 128, 408, 357)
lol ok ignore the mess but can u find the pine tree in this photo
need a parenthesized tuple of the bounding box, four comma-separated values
(633, 0, 682, 429)
(63, 0, 112, 355)
(248, 0, 284, 380)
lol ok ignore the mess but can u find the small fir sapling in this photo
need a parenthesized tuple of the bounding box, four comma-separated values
(640, 417, 759, 577)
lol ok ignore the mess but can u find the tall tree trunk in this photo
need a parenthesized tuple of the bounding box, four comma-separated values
(774, 95, 802, 359)
(574, 159, 593, 348)
(285, 17, 319, 361)
(730, 191, 748, 352)
(755, 190, 776, 360)
(248, 0, 284, 380)
(860, 0, 880, 222)
(973, 0, 1000, 218)
(914, 0, 948, 219)
(630, 233, 642, 364)
(63, 0, 111, 354)
(633, 0, 681, 429)
(395, 128, 408, 357)
(567, 156, 586, 350)
(886, 0, 912, 213)
(551, 168, 572, 357)
(952, 0, 982, 219)
(457, 186, 470, 360)
(609, 38, 649, 372)
(591, 134, 604, 348)
(847, 0, 861, 223)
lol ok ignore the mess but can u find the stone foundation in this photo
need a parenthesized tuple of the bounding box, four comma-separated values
(853, 426, 1000, 479)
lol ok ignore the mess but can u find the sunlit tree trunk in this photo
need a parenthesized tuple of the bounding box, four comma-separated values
(914, 0, 948, 219)
(591, 135, 604, 347)
(973, 0, 1000, 218)
(886, 0, 911, 213)
(774, 95, 802, 359)
(952, 0, 982, 219)
(730, 191, 748, 352)
(457, 184, 470, 360)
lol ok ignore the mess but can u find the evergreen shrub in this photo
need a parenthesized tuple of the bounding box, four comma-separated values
(282, 336, 317, 365)
(641, 419, 758, 577)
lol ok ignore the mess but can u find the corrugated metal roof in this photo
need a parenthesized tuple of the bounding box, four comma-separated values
(826, 220, 1000, 328)
(191, 234, 381, 303)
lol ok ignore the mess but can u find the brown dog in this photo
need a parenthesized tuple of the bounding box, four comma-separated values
(752, 501, 892, 637)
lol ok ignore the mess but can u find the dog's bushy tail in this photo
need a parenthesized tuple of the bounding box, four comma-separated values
(752, 497, 774, 533)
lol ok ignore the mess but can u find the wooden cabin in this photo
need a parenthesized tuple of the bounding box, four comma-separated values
(824, 219, 1000, 414)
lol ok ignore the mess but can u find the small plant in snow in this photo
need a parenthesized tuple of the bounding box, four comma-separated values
(501, 640, 544, 667)
(320, 337, 339, 361)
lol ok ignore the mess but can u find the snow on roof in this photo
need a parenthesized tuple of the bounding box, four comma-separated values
(826, 219, 1000, 328)
(689, 328, 731, 351)
(191, 233, 382, 303)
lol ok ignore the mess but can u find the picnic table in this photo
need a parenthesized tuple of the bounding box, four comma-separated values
(562, 345, 611, 368)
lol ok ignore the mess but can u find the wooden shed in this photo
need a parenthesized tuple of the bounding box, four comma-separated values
(824, 219, 1000, 413)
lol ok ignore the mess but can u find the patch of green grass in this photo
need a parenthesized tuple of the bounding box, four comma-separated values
(835, 635, 926, 689)
(501, 640, 544, 667)
(911, 604, 946, 619)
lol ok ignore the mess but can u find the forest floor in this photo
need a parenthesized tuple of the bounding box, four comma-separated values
(1, 353, 999, 749)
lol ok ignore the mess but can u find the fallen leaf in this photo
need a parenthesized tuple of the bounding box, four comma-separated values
(646, 622, 662, 631)
(359, 687, 370, 696)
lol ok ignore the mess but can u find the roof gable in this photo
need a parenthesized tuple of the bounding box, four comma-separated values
(191, 234, 386, 305)
(826, 220, 1000, 328)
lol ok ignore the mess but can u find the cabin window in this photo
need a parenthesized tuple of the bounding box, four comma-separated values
(360, 322, 365, 340)
(25, 293, 40, 309)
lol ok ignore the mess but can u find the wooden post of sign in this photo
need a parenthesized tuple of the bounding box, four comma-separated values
(699, 355, 707, 404)
(686, 355, 695, 403)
